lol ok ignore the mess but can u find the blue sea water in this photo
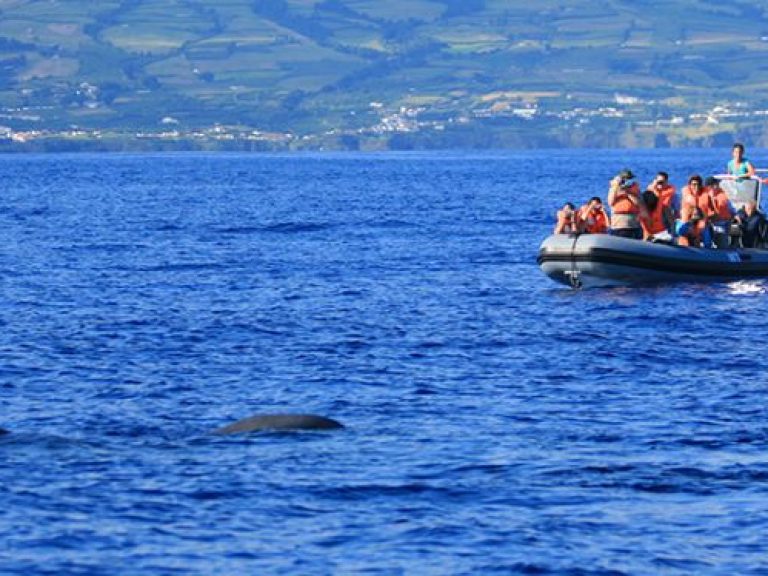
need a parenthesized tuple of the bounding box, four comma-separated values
(2, 149, 768, 575)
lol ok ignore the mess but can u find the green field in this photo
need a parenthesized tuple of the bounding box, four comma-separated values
(1, 0, 768, 149)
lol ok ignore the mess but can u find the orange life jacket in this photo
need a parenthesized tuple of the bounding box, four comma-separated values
(610, 182, 641, 214)
(679, 190, 714, 246)
(656, 183, 677, 214)
(707, 187, 733, 222)
(681, 189, 715, 222)
(681, 185, 697, 207)
(555, 209, 575, 233)
(641, 195, 667, 236)
(579, 205, 609, 234)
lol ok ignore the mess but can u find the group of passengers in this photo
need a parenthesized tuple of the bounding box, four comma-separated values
(554, 143, 768, 248)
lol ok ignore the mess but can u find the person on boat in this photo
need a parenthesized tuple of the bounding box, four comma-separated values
(704, 176, 736, 249)
(646, 171, 678, 224)
(640, 187, 668, 241)
(641, 172, 677, 240)
(577, 197, 610, 234)
(607, 169, 645, 239)
(554, 202, 577, 234)
(734, 201, 768, 248)
(676, 175, 713, 248)
(727, 143, 755, 180)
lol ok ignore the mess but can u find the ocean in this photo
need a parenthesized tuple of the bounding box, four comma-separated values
(2, 150, 768, 575)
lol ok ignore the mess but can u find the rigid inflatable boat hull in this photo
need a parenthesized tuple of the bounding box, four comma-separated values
(538, 234, 768, 288)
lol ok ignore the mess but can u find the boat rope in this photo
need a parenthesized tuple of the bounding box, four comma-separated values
(566, 233, 583, 289)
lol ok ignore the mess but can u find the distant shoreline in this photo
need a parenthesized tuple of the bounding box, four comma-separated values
(0, 133, 757, 154)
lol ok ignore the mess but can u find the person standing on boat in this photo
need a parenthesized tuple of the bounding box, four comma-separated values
(677, 175, 713, 248)
(704, 176, 736, 249)
(577, 197, 610, 234)
(727, 143, 755, 179)
(608, 169, 645, 240)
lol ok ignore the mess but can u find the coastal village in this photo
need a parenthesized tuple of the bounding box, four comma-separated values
(1, 93, 766, 150)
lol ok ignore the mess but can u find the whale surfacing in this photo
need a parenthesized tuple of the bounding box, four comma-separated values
(214, 414, 344, 435)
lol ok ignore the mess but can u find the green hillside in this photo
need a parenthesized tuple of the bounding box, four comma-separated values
(1, 0, 768, 150)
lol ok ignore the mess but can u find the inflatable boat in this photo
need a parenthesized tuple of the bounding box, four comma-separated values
(538, 233, 768, 288)
(538, 174, 768, 288)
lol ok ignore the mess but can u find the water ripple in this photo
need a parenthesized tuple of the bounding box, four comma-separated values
(2, 150, 768, 574)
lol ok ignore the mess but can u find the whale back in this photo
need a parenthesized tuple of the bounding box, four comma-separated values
(214, 413, 344, 435)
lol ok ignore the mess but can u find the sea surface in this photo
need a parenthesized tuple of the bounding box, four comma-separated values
(2, 150, 768, 575)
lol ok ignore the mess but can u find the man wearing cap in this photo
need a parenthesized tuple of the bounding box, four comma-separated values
(607, 168, 645, 240)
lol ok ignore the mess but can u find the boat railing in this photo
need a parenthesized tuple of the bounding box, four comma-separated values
(714, 174, 762, 210)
